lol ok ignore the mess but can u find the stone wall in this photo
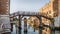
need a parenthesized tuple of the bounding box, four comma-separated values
(0, 15, 11, 32)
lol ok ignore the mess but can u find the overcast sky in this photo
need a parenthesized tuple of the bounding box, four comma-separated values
(10, 0, 50, 13)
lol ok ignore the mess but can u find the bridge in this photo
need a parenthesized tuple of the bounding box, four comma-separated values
(10, 11, 53, 20)
(10, 11, 55, 31)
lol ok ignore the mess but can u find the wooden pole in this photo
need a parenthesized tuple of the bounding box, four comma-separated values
(24, 18, 27, 34)
(39, 16, 42, 34)
(18, 15, 21, 34)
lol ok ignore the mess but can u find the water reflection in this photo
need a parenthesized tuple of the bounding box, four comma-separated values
(42, 27, 51, 34)
(16, 27, 21, 34)
(2, 32, 11, 34)
(2, 23, 60, 34)
(24, 21, 27, 34)
(11, 24, 16, 34)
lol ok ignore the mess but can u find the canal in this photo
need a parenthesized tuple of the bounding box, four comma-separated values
(2, 21, 60, 34)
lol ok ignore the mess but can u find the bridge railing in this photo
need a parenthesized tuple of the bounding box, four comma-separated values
(10, 11, 54, 20)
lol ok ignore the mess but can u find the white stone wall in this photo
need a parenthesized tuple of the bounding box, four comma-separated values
(0, 15, 11, 29)
(54, 16, 60, 27)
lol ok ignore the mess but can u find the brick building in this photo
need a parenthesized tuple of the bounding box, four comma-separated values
(0, 0, 10, 15)
(0, 0, 11, 33)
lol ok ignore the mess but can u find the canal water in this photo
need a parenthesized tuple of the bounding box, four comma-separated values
(11, 22, 60, 34)
(3, 21, 60, 34)
(11, 21, 39, 34)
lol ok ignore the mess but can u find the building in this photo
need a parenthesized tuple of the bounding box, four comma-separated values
(0, 0, 11, 33)
(27, 16, 40, 28)
(39, 0, 60, 27)
(0, 0, 10, 15)
(40, 0, 59, 18)
(42, 17, 51, 26)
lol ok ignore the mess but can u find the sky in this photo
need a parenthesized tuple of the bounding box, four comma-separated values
(10, 0, 50, 13)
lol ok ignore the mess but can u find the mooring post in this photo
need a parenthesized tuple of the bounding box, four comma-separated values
(39, 16, 42, 34)
(10, 16, 14, 32)
(36, 16, 42, 34)
(52, 22, 55, 30)
(51, 30, 55, 34)
(16, 26, 21, 34)
(10, 23, 13, 32)
(33, 20, 36, 32)
(24, 18, 27, 34)
(34, 28, 35, 32)
(18, 15, 21, 34)
(51, 23, 55, 34)
(50, 18, 55, 30)
(40, 16, 43, 28)
(49, 18, 55, 34)
(19, 15, 21, 29)
(38, 28, 42, 34)
(51, 27, 55, 34)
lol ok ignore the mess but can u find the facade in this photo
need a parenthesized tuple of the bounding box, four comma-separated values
(40, 0, 59, 18)
(27, 16, 40, 28)
(39, 0, 60, 27)
(42, 17, 51, 26)
(0, 0, 10, 15)
(0, 0, 11, 33)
